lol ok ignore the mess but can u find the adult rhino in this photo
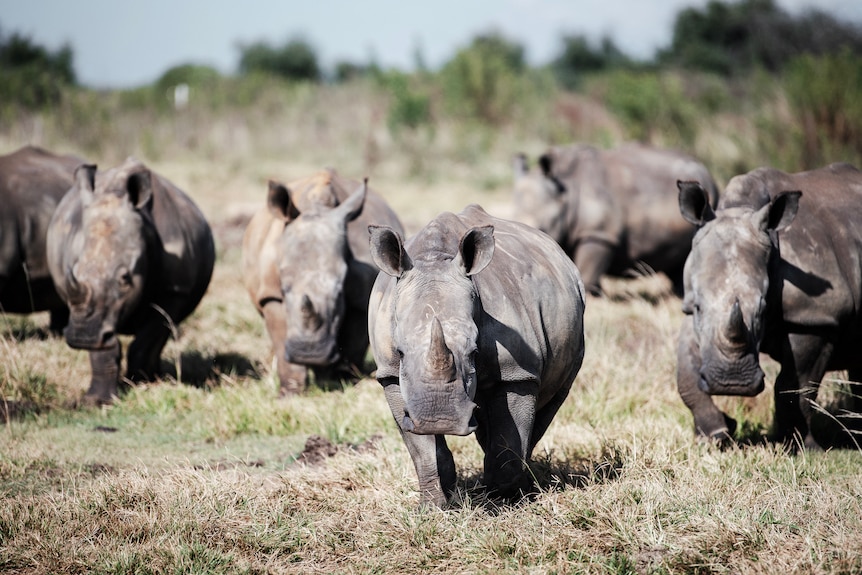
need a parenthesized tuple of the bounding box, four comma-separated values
(677, 162, 862, 449)
(368, 204, 586, 507)
(0, 146, 84, 332)
(47, 159, 215, 404)
(513, 142, 719, 296)
(242, 169, 404, 394)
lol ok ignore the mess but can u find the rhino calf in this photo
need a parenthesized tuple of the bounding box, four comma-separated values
(677, 163, 862, 448)
(368, 204, 586, 507)
(47, 159, 215, 404)
(242, 169, 404, 394)
(0, 146, 84, 332)
(513, 142, 719, 296)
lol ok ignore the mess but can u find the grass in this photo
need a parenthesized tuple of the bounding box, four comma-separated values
(2, 77, 862, 573)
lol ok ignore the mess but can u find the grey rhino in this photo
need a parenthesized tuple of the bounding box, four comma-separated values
(513, 142, 719, 296)
(242, 169, 404, 394)
(47, 159, 215, 404)
(677, 162, 862, 448)
(368, 204, 586, 507)
(0, 146, 84, 332)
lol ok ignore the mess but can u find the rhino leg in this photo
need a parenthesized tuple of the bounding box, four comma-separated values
(475, 381, 537, 500)
(774, 333, 831, 450)
(83, 342, 122, 404)
(126, 316, 173, 382)
(530, 380, 574, 453)
(847, 368, 862, 421)
(339, 304, 371, 374)
(382, 378, 455, 508)
(574, 239, 614, 296)
(48, 306, 69, 336)
(262, 301, 307, 394)
(677, 318, 736, 443)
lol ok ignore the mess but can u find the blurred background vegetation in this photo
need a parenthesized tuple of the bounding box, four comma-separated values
(1, 0, 861, 187)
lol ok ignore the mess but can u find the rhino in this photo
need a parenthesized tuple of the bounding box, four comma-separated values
(677, 162, 862, 449)
(242, 169, 404, 394)
(0, 146, 84, 332)
(513, 142, 719, 296)
(368, 204, 586, 507)
(47, 159, 215, 404)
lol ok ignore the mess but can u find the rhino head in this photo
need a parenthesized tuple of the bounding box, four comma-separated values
(270, 178, 367, 366)
(63, 162, 154, 350)
(369, 223, 495, 436)
(511, 152, 568, 241)
(678, 180, 801, 396)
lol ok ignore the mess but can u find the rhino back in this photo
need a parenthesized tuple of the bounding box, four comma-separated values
(767, 164, 862, 331)
(462, 206, 585, 401)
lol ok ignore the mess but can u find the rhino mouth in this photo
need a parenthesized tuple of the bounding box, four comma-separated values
(64, 319, 117, 350)
(698, 373, 765, 397)
(401, 409, 478, 436)
(284, 339, 340, 366)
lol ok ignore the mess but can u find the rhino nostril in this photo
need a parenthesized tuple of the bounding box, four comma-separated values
(101, 330, 115, 345)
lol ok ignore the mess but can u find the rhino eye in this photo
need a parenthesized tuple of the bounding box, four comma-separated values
(118, 269, 133, 289)
(396, 348, 404, 360)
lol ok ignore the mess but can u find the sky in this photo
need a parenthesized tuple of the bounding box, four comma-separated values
(3, 0, 862, 88)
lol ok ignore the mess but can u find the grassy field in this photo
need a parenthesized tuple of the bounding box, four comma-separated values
(2, 80, 862, 574)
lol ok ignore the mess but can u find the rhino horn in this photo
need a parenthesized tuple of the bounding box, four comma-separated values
(725, 299, 747, 343)
(301, 295, 322, 331)
(428, 316, 454, 375)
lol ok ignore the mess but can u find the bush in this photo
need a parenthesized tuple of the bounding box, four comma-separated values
(784, 49, 862, 168)
(0, 28, 75, 109)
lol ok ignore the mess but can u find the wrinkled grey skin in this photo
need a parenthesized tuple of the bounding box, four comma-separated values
(513, 142, 719, 296)
(368, 204, 586, 507)
(47, 159, 215, 404)
(0, 146, 84, 332)
(242, 169, 405, 394)
(677, 162, 862, 449)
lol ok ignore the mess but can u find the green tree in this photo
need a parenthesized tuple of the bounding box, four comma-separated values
(552, 34, 629, 89)
(0, 27, 76, 108)
(439, 31, 525, 125)
(660, 0, 862, 75)
(237, 37, 320, 82)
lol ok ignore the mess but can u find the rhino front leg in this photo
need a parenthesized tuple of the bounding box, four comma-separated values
(475, 381, 537, 500)
(262, 301, 308, 395)
(774, 334, 831, 450)
(677, 318, 736, 442)
(83, 341, 122, 404)
(381, 379, 455, 508)
(574, 238, 615, 296)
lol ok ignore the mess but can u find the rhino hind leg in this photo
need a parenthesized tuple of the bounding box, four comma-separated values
(83, 342, 122, 405)
(475, 381, 537, 500)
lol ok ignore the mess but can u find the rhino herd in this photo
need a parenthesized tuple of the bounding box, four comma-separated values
(3, 143, 862, 507)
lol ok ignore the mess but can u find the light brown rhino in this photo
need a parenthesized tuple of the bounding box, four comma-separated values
(0, 146, 84, 332)
(677, 163, 862, 448)
(242, 169, 404, 394)
(513, 142, 719, 296)
(47, 159, 215, 404)
(368, 204, 586, 507)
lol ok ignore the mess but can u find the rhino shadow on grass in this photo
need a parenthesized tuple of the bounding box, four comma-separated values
(157, 350, 261, 388)
(450, 445, 625, 510)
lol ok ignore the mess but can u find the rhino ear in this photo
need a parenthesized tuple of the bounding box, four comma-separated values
(267, 180, 300, 222)
(457, 225, 494, 276)
(678, 180, 715, 225)
(75, 164, 97, 204)
(126, 169, 154, 210)
(758, 190, 801, 233)
(369, 225, 412, 278)
(334, 178, 367, 223)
